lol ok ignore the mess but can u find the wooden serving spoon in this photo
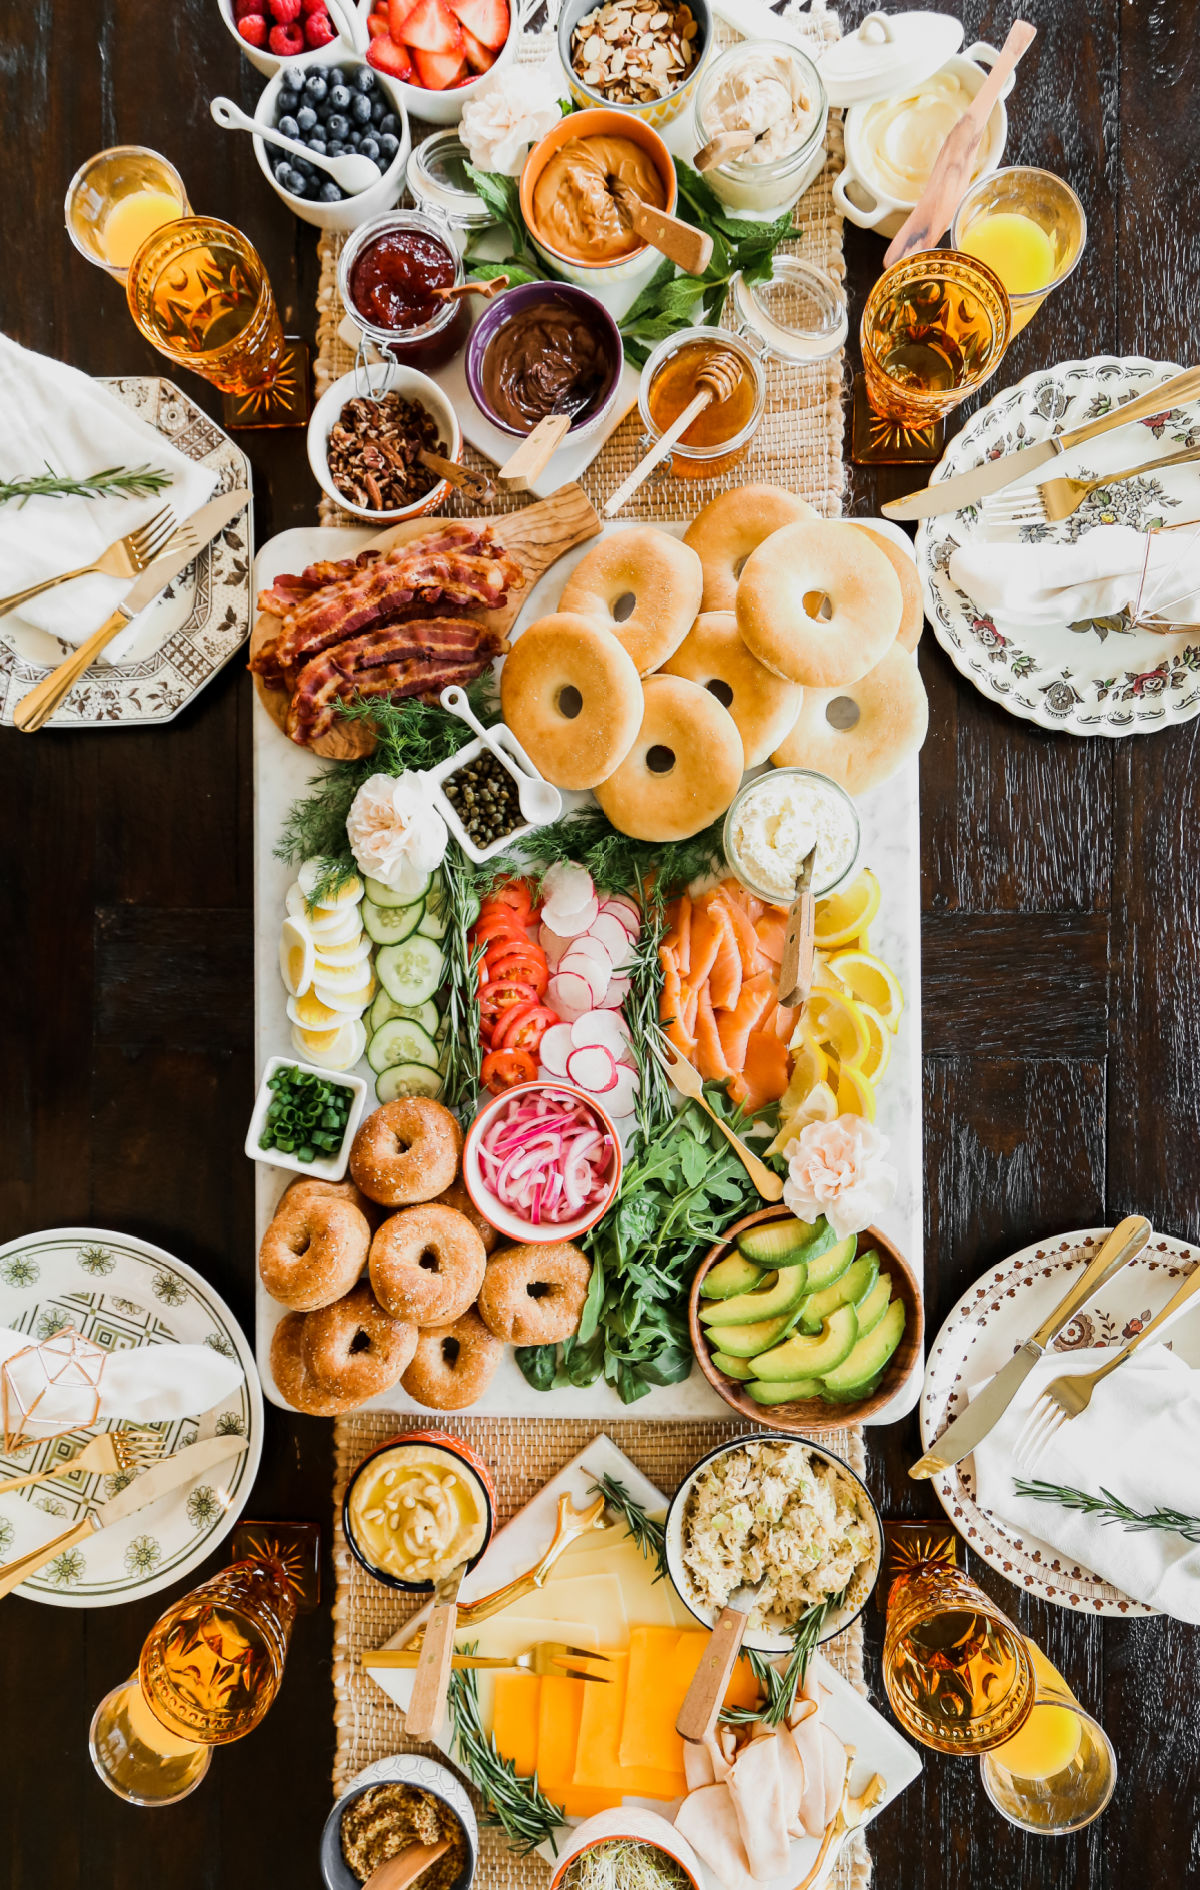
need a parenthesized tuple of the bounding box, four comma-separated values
(417, 450, 495, 504)
(604, 349, 743, 516)
(607, 176, 714, 276)
(405, 1559, 468, 1741)
(694, 129, 756, 173)
(677, 1574, 768, 1744)
(431, 274, 510, 304)
(362, 1839, 450, 1890)
(884, 21, 1037, 266)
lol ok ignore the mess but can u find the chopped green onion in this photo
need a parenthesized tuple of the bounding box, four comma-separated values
(258, 1063, 353, 1164)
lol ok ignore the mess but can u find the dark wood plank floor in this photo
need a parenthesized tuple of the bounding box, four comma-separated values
(3, 1, 1199, 1884)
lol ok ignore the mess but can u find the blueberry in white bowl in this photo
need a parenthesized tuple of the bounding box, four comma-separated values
(253, 49, 411, 232)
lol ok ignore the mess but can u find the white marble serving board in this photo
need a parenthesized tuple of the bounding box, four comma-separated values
(251, 520, 924, 1420)
(362, 1431, 923, 1886)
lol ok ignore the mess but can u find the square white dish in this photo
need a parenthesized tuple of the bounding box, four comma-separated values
(245, 1054, 368, 1182)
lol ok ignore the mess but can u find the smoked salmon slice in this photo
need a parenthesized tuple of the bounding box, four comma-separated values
(754, 914, 787, 965)
(663, 893, 692, 978)
(708, 909, 743, 1012)
(687, 898, 725, 991)
(694, 984, 733, 1082)
(714, 890, 763, 979)
(741, 1028, 790, 1110)
(716, 972, 775, 1072)
(659, 945, 698, 1060)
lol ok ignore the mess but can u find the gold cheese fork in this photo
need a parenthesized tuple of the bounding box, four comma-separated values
(364, 1641, 613, 1680)
(648, 1028, 784, 1202)
(0, 504, 178, 619)
(0, 1427, 165, 1496)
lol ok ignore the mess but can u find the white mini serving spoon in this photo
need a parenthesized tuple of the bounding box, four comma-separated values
(439, 686, 561, 825)
(210, 95, 382, 195)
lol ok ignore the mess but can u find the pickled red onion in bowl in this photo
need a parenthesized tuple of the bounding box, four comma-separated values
(462, 1081, 623, 1244)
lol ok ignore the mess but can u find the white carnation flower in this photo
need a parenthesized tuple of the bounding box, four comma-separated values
(346, 771, 448, 897)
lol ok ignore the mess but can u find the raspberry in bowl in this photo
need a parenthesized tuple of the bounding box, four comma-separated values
(253, 53, 412, 231)
(221, 0, 347, 74)
(364, 0, 523, 127)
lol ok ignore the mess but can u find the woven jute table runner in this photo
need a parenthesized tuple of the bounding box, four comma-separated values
(322, 7, 859, 1881)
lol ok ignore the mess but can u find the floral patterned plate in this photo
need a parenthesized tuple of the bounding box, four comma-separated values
(919, 1227, 1200, 1614)
(917, 355, 1200, 736)
(0, 379, 253, 729)
(0, 1228, 262, 1608)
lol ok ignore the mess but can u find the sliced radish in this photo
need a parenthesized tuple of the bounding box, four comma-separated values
(542, 862, 594, 907)
(548, 970, 596, 1021)
(571, 1011, 631, 1061)
(563, 935, 613, 971)
(562, 954, 609, 1004)
(601, 893, 641, 931)
(543, 894, 599, 937)
(567, 1044, 618, 1092)
(538, 1023, 575, 1077)
(539, 924, 572, 967)
(590, 912, 636, 968)
(606, 1066, 639, 1117)
(598, 973, 631, 1010)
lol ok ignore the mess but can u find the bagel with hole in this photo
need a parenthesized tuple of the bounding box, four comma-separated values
(736, 520, 903, 687)
(770, 643, 929, 794)
(661, 611, 803, 768)
(401, 1307, 505, 1411)
(369, 1202, 488, 1327)
(349, 1097, 462, 1207)
(683, 485, 817, 612)
(270, 1313, 365, 1416)
(594, 675, 745, 842)
(302, 1280, 418, 1403)
(258, 1189, 370, 1311)
(499, 612, 644, 791)
(476, 1241, 592, 1346)
(558, 525, 703, 674)
(850, 523, 924, 653)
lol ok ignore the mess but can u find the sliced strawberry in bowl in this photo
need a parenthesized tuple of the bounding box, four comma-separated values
(367, 32, 415, 76)
(388, 0, 420, 31)
(447, 0, 508, 49)
(410, 44, 468, 85)
(459, 21, 496, 69)
(399, 0, 463, 52)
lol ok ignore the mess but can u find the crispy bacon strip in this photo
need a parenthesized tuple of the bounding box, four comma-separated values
(285, 615, 509, 745)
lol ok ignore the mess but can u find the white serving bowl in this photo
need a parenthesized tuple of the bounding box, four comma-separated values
(549, 1810, 705, 1890)
(462, 1080, 623, 1244)
(833, 45, 1010, 238)
(217, 0, 359, 77)
(307, 360, 461, 521)
(245, 1054, 368, 1182)
(381, 0, 532, 126)
(252, 48, 411, 232)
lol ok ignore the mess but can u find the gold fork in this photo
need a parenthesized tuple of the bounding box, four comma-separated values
(0, 504, 179, 619)
(983, 443, 1200, 526)
(363, 1640, 614, 1681)
(0, 1427, 165, 1496)
(648, 1028, 784, 1201)
(1014, 1259, 1200, 1471)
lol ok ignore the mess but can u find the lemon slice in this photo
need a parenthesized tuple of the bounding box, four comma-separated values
(313, 975, 375, 1016)
(767, 1079, 839, 1156)
(814, 870, 881, 950)
(278, 918, 316, 998)
(852, 1002, 893, 1083)
(287, 991, 344, 1032)
(828, 949, 904, 1032)
(805, 989, 871, 1065)
(784, 1029, 828, 1102)
(836, 1063, 877, 1121)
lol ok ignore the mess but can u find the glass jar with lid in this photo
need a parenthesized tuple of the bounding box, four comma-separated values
(405, 131, 494, 256)
(338, 209, 469, 374)
(692, 40, 829, 217)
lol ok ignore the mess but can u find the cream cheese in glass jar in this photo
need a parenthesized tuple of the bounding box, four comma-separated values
(692, 40, 828, 216)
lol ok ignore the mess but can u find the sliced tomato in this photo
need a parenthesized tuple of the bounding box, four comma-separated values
(482, 1047, 538, 1092)
(486, 948, 549, 993)
(472, 909, 531, 942)
(495, 1001, 558, 1054)
(484, 928, 541, 961)
(484, 882, 535, 920)
(479, 979, 539, 1031)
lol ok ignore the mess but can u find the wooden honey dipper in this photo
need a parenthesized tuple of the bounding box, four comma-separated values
(604, 349, 743, 516)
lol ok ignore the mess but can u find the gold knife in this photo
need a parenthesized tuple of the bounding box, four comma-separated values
(13, 487, 251, 733)
(882, 367, 1200, 521)
(0, 1434, 250, 1599)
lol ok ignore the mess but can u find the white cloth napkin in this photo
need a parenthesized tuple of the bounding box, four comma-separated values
(949, 523, 1200, 631)
(0, 1324, 242, 1439)
(0, 333, 216, 659)
(971, 1343, 1200, 1623)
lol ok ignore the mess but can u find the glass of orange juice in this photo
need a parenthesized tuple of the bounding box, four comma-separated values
(980, 1639, 1116, 1834)
(951, 167, 1087, 337)
(65, 146, 189, 281)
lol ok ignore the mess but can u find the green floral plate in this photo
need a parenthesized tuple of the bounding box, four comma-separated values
(0, 1228, 262, 1608)
(917, 355, 1200, 736)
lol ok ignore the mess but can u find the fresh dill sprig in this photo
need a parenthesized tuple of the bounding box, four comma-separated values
(0, 462, 173, 508)
(1012, 1478, 1200, 1543)
(273, 761, 367, 873)
(720, 1590, 846, 1728)
(518, 807, 725, 904)
(589, 1472, 668, 1580)
(448, 1659, 564, 1856)
(337, 674, 498, 775)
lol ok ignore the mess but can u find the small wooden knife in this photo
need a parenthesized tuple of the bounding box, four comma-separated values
(777, 845, 818, 1009)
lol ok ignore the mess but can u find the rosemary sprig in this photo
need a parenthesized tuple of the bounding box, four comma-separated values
(439, 845, 523, 1114)
(0, 462, 173, 508)
(720, 1590, 845, 1728)
(447, 1659, 564, 1856)
(589, 1472, 668, 1580)
(1013, 1478, 1200, 1544)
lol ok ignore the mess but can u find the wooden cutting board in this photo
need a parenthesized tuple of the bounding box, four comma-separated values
(249, 483, 601, 760)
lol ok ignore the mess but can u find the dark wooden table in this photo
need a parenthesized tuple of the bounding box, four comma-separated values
(3, 0, 1198, 1882)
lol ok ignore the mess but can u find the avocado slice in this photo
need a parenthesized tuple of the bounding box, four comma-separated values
(851, 1273, 893, 1343)
(802, 1233, 858, 1294)
(747, 1375, 826, 1405)
(798, 1251, 879, 1333)
(821, 1374, 884, 1404)
(737, 1215, 837, 1269)
(820, 1298, 906, 1396)
(701, 1309, 802, 1359)
(710, 1351, 758, 1381)
(699, 1263, 808, 1328)
(752, 1303, 859, 1381)
(701, 1254, 765, 1300)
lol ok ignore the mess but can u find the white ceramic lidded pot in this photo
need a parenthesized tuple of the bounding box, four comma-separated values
(825, 10, 1013, 239)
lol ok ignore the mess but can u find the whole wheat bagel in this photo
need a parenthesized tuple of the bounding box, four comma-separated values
(558, 525, 703, 674)
(771, 643, 929, 794)
(736, 520, 903, 688)
(594, 675, 745, 842)
(683, 485, 816, 612)
(661, 611, 803, 767)
(499, 612, 644, 790)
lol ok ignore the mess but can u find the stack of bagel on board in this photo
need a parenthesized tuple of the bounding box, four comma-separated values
(261, 1097, 591, 1413)
(500, 484, 929, 840)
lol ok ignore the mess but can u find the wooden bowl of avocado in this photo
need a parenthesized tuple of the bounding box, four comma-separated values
(688, 1206, 924, 1429)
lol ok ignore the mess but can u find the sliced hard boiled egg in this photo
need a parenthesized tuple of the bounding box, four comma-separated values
(311, 956, 375, 992)
(285, 881, 308, 919)
(289, 1021, 343, 1055)
(297, 858, 364, 907)
(290, 1018, 366, 1071)
(315, 934, 372, 970)
(305, 906, 362, 946)
(278, 918, 316, 997)
(313, 974, 375, 1015)
(287, 990, 346, 1032)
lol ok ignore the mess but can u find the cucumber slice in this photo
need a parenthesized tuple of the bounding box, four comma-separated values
(376, 935, 445, 1007)
(367, 1018, 441, 1075)
(365, 872, 431, 910)
(700, 1255, 764, 1300)
(798, 1252, 879, 1334)
(417, 905, 448, 941)
(369, 991, 439, 1037)
(375, 1062, 444, 1103)
(361, 897, 424, 946)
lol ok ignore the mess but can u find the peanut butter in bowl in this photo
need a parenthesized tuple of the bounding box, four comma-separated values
(531, 132, 667, 264)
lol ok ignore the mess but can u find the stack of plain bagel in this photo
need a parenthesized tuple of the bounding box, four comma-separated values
(499, 484, 929, 841)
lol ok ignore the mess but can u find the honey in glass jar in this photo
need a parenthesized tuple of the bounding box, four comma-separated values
(642, 332, 763, 478)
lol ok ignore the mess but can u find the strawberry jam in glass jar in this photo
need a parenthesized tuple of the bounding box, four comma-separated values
(339, 211, 468, 372)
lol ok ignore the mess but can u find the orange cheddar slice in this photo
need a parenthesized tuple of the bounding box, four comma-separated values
(574, 1651, 686, 1803)
(492, 1673, 540, 1779)
(620, 1629, 760, 1772)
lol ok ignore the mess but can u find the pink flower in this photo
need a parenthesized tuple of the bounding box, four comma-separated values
(782, 1116, 897, 1241)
